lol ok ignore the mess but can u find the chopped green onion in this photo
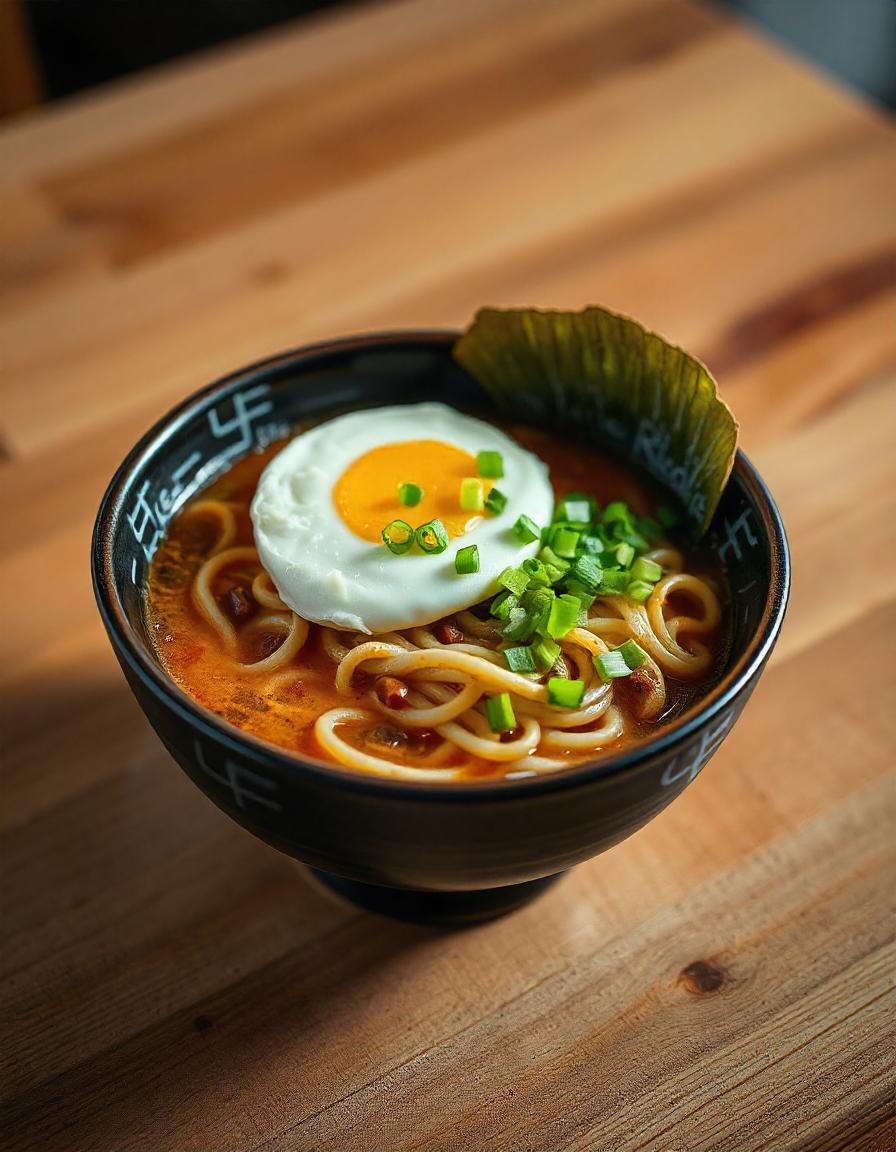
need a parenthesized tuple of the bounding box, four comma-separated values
(381, 519, 414, 554)
(547, 678, 585, 708)
(614, 526, 649, 552)
(477, 450, 504, 479)
(513, 514, 541, 544)
(454, 545, 480, 575)
(531, 636, 561, 671)
(521, 556, 551, 587)
(614, 542, 635, 568)
(618, 639, 648, 670)
(484, 487, 508, 515)
(459, 478, 484, 512)
(598, 569, 630, 595)
(538, 545, 570, 576)
(502, 605, 535, 642)
(637, 516, 662, 542)
(485, 693, 516, 733)
(594, 649, 632, 681)
(497, 566, 530, 597)
(550, 526, 581, 558)
(657, 505, 680, 529)
(630, 556, 663, 583)
(491, 590, 519, 620)
(563, 580, 596, 613)
(554, 498, 592, 525)
(397, 482, 424, 507)
(626, 579, 655, 602)
(602, 501, 631, 526)
(525, 587, 555, 634)
(415, 518, 449, 554)
(503, 645, 536, 674)
(571, 555, 603, 591)
(502, 603, 529, 649)
(578, 534, 605, 556)
(546, 593, 580, 639)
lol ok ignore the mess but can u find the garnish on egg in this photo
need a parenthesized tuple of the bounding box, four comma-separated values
(251, 403, 553, 634)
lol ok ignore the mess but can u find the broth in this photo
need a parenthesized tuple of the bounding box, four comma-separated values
(147, 423, 727, 781)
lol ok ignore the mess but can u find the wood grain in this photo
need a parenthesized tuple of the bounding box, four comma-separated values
(1, 0, 894, 1149)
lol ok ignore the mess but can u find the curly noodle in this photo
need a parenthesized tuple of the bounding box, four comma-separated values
(184, 501, 721, 781)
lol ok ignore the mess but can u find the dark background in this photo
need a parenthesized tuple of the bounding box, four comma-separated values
(8, 0, 896, 116)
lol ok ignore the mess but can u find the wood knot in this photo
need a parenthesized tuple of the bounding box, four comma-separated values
(679, 960, 727, 995)
(193, 1014, 214, 1033)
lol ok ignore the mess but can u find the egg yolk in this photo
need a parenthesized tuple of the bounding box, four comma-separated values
(333, 440, 493, 542)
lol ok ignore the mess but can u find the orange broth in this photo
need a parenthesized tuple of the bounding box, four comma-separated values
(147, 424, 726, 779)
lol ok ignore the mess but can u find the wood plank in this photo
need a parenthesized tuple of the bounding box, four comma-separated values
(3, 26, 890, 455)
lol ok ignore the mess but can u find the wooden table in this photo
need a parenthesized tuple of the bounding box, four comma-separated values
(2, 1, 894, 1148)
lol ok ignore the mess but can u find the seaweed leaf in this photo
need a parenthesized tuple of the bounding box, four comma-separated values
(454, 306, 738, 535)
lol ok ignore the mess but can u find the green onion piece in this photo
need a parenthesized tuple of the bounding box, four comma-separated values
(564, 580, 596, 613)
(602, 501, 631, 526)
(547, 678, 585, 708)
(546, 593, 580, 639)
(614, 542, 635, 568)
(571, 555, 603, 591)
(381, 519, 414, 554)
(484, 487, 508, 515)
(618, 639, 648, 670)
(490, 590, 519, 620)
(598, 569, 630, 595)
(504, 645, 536, 674)
(637, 516, 662, 542)
(477, 450, 504, 479)
(551, 526, 581, 558)
(521, 556, 551, 587)
(538, 545, 570, 576)
(630, 556, 663, 583)
(513, 514, 541, 544)
(657, 505, 680, 529)
(554, 498, 592, 525)
(397, 482, 424, 507)
(525, 587, 555, 634)
(626, 579, 655, 602)
(415, 518, 449, 554)
(531, 636, 561, 671)
(454, 544, 480, 575)
(578, 534, 604, 556)
(497, 566, 530, 597)
(502, 605, 535, 642)
(594, 649, 632, 681)
(614, 526, 649, 552)
(485, 692, 516, 733)
(459, 477, 484, 512)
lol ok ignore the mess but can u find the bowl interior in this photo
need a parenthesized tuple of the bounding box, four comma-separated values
(97, 333, 785, 774)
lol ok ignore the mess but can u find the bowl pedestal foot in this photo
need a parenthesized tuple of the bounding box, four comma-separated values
(305, 868, 566, 926)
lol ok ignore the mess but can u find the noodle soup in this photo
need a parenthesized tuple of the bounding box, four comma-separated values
(147, 409, 726, 782)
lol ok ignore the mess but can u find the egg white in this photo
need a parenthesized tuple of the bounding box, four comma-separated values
(250, 403, 555, 634)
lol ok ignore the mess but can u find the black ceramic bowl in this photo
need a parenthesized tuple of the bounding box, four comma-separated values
(92, 332, 789, 924)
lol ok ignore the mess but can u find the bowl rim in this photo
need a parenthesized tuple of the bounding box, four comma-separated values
(92, 329, 791, 803)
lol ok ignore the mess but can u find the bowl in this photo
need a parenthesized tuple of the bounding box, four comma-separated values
(92, 332, 790, 925)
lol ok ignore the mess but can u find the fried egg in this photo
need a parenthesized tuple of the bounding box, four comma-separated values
(251, 403, 554, 633)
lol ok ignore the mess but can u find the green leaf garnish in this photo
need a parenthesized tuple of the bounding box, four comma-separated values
(453, 305, 738, 535)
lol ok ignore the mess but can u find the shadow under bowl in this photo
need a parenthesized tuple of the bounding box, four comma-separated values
(92, 332, 790, 925)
